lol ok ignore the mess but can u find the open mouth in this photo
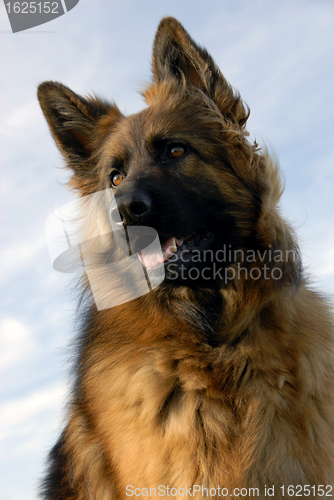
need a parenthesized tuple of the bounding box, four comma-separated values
(138, 230, 214, 269)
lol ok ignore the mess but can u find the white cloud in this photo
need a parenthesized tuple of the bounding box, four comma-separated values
(321, 248, 334, 276)
(0, 233, 46, 285)
(0, 383, 68, 441)
(6, 100, 41, 129)
(0, 318, 37, 370)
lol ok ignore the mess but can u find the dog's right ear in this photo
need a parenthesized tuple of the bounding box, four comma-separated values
(37, 81, 122, 165)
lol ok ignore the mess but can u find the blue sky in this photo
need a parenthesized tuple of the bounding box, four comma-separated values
(1, 1, 334, 498)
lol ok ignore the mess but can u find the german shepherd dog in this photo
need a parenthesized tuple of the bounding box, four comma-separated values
(38, 17, 334, 500)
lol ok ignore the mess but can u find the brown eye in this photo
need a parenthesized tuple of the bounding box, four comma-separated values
(111, 172, 123, 187)
(169, 144, 186, 158)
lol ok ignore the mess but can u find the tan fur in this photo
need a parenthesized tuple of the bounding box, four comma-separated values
(38, 17, 334, 500)
(60, 285, 334, 500)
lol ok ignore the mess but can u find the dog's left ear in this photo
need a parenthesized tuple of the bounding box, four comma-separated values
(152, 17, 248, 127)
(152, 17, 219, 92)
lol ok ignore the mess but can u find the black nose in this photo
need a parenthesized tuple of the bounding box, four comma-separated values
(111, 192, 152, 226)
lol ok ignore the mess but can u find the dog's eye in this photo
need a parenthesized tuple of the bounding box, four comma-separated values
(168, 144, 186, 159)
(111, 171, 123, 187)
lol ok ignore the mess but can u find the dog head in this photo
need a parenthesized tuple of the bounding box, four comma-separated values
(38, 17, 300, 293)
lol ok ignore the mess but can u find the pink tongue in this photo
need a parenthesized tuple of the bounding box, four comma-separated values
(138, 237, 179, 269)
